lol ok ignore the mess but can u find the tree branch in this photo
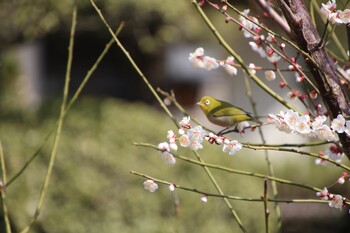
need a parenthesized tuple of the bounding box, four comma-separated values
(277, 0, 350, 160)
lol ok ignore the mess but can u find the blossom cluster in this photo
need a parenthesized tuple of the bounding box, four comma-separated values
(156, 116, 243, 166)
(321, 0, 350, 24)
(316, 187, 347, 211)
(315, 145, 344, 165)
(188, 47, 237, 76)
(269, 110, 338, 141)
(240, 9, 281, 64)
(179, 116, 243, 155)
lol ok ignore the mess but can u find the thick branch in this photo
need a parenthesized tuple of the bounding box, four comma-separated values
(277, 0, 350, 159)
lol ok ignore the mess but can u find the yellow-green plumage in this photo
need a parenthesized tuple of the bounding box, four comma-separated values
(197, 96, 259, 127)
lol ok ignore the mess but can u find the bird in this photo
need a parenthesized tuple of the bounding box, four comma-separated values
(197, 95, 261, 134)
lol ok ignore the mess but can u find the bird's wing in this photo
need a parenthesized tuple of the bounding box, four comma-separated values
(211, 106, 251, 117)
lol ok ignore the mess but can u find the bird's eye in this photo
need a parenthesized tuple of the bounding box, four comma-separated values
(205, 99, 210, 105)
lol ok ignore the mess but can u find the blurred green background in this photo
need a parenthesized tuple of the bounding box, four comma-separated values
(1, 0, 350, 233)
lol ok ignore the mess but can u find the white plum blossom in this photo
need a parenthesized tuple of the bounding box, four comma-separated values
(179, 133, 204, 151)
(143, 180, 159, 192)
(337, 172, 348, 184)
(158, 142, 176, 164)
(331, 114, 346, 133)
(329, 194, 344, 210)
(266, 47, 281, 63)
(239, 9, 261, 38)
(221, 56, 237, 76)
(222, 139, 243, 155)
(312, 115, 327, 129)
(187, 126, 206, 143)
(179, 116, 191, 134)
(169, 184, 175, 191)
(162, 151, 176, 165)
(295, 72, 305, 82)
(163, 97, 172, 106)
(188, 47, 204, 68)
(320, 0, 350, 24)
(201, 56, 220, 70)
(167, 130, 178, 151)
(313, 124, 337, 142)
(179, 134, 191, 147)
(248, 41, 280, 63)
(284, 110, 299, 129)
(249, 41, 267, 57)
(295, 115, 311, 134)
(264, 70, 276, 81)
(315, 151, 330, 166)
(158, 142, 170, 152)
(316, 187, 329, 200)
(236, 121, 250, 133)
(330, 114, 350, 137)
(188, 140, 204, 151)
(188, 47, 219, 71)
(326, 148, 343, 163)
(201, 195, 208, 203)
(269, 110, 337, 141)
(315, 146, 343, 165)
(248, 63, 256, 74)
(269, 111, 292, 133)
(339, 9, 350, 24)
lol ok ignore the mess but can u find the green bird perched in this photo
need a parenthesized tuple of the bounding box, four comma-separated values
(197, 96, 261, 134)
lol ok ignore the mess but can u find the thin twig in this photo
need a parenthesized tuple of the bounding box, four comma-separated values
(0, 139, 11, 233)
(242, 140, 330, 148)
(133, 142, 322, 192)
(90, 0, 177, 126)
(262, 178, 270, 233)
(6, 22, 125, 189)
(130, 170, 328, 204)
(243, 75, 281, 229)
(192, 150, 247, 232)
(243, 144, 350, 171)
(19, 4, 77, 233)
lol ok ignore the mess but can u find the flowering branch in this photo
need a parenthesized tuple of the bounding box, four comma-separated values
(191, 0, 301, 114)
(310, 0, 348, 60)
(130, 170, 330, 205)
(277, 0, 350, 160)
(133, 142, 322, 192)
(243, 144, 350, 171)
(206, 0, 320, 97)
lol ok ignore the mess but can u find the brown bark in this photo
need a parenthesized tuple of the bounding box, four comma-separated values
(277, 0, 350, 159)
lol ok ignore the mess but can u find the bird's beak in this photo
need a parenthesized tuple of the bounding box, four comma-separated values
(196, 101, 201, 106)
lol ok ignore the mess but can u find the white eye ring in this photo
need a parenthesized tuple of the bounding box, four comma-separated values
(205, 99, 210, 105)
